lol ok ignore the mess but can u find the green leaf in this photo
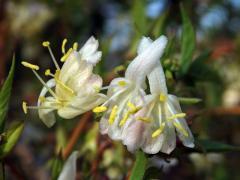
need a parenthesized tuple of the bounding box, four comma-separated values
(132, 0, 147, 34)
(178, 97, 202, 104)
(152, 12, 168, 38)
(0, 122, 24, 159)
(130, 151, 148, 180)
(179, 4, 195, 75)
(51, 155, 64, 180)
(196, 139, 240, 152)
(0, 57, 15, 133)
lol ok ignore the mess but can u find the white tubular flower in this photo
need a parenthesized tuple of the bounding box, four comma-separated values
(124, 37, 194, 154)
(96, 36, 167, 152)
(22, 37, 106, 127)
(58, 151, 78, 180)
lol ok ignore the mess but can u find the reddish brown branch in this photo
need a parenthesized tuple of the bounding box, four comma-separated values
(62, 112, 92, 159)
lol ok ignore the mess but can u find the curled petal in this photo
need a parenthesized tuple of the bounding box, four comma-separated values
(58, 151, 78, 180)
(125, 35, 167, 86)
(167, 95, 194, 148)
(38, 97, 56, 128)
(137, 36, 153, 54)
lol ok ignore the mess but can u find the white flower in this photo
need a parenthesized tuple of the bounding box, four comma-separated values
(122, 37, 194, 154)
(95, 36, 167, 152)
(22, 37, 106, 127)
(58, 151, 78, 180)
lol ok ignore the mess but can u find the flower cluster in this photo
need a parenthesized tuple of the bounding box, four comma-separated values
(22, 35, 194, 154)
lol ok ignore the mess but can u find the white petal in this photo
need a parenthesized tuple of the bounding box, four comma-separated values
(148, 61, 168, 94)
(38, 97, 56, 128)
(58, 94, 106, 119)
(58, 151, 78, 180)
(79, 36, 101, 65)
(125, 35, 167, 86)
(160, 123, 176, 154)
(137, 36, 153, 54)
(167, 95, 194, 148)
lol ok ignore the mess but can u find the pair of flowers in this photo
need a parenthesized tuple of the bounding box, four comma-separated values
(22, 35, 194, 155)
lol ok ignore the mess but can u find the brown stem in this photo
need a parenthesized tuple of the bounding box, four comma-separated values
(208, 106, 240, 116)
(62, 112, 92, 159)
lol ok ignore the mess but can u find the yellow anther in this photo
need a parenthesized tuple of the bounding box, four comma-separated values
(137, 117, 151, 123)
(39, 96, 46, 103)
(118, 80, 127, 87)
(42, 41, 50, 47)
(73, 42, 78, 51)
(60, 48, 73, 62)
(152, 123, 166, 138)
(119, 112, 130, 127)
(167, 113, 186, 121)
(127, 101, 141, 114)
(93, 106, 107, 113)
(21, 61, 39, 70)
(22, 101, 28, 114)
(159, 93, 167, 102)
(114, 65, 125, 74)
(62, 38, 68, 54)
(108, 105, 118, 125)
(173, 122, 188, 137)
(45, 69, 51, 76)
(93, 86, 101, 93)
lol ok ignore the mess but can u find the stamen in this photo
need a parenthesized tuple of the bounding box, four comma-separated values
(42, 41, 50, 47)
(167, 113, 186, 122)
(22, 101, 28, 114)
(54, 78, 75, 95)
(45, 69, 52, 76)
(152, 123, 166, 138)
(119, 112, 130, 127)
(42, 41, 60, 70)
(93, 86, 101, 93)
(137, 117, 151, 123)
(21, 61, 39, 70)
(118, 80, 127, 87)
(108, 105, 118, 125)
(93, 106, 107, 113)
(127, 101, 141, 114)
(61, 48, 73, 62)
(62, 38, 68, 54)
(73, 42, 78, 51)
(32, 70, 57, 98)
(159, 93, 167, 102)
(173, 122, 188, 137)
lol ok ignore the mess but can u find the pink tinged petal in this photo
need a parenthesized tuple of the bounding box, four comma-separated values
(125, 35, 168, 86)
(58, 151, 78, 180)
(122, 119, 146, 153)
(137, 36, 153, 54)
(148, 61, 168, 95)
(167, 95, 194, 148)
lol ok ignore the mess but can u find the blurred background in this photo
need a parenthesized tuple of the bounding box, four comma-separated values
(1, 0, 240, 179)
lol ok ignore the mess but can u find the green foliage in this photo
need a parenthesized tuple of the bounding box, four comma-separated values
(179, 4, 195, 75)
(178, 97, 202, 104)
(196, 139, 240, 152)
(0, 122, 24, 159)
(130, 151, 148, 180)
(132, 0, 147, 35)
(51, 155, 64, 180)
(0, 57, 15, 133)
(152, 12, 168, 38)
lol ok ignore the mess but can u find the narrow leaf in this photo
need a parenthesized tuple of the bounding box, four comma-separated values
(178, 97, 202, 104)
(51, 155, 64, 180)
(196, 139, 240, 152)
(0, 122, 24, 158)
(0, 57, 15, 133)
(132, 0, 146, 34)
(130, 151, 148, 180)
(179, 4, 195, 75)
